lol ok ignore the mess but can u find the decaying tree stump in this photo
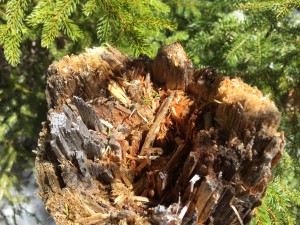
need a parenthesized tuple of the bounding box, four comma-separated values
(36, 43, 284, 225)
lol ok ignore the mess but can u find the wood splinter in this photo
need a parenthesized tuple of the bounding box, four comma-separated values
(140, 91, 175, 156)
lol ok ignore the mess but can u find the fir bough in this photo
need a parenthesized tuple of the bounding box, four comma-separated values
(1, 0, 173, 66)
(242, 0, 300, 18)
(0, 0, 28, 66)
(251, 155, 300, 225)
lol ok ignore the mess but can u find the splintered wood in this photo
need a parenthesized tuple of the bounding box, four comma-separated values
(36, 43, 284, 225)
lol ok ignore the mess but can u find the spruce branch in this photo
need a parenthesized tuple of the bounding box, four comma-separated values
(1, 0, 28, 66)
(254, 178, 299, 225)
(26, 0, 55, 27)
(83, 0, 100, 16)
(96, 13, 112, 43)
(241, 0, 300, 18)
(62, 18, 84, 41)
(1, 0, 173, 65)
(41, 0, 81, 47)
(225, 34, 252, 62)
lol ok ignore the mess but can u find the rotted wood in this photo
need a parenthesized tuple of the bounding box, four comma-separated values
(36, 43, 284, 225)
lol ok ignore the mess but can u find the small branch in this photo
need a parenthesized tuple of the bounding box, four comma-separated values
(140, 91, 174, 155)
(263, 205, 279, 225)
(230, 204, 244, 225)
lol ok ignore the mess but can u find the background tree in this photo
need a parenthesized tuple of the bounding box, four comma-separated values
(0, 0, 299, 224)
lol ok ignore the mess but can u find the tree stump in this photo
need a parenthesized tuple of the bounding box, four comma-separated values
(36, 43, 284, 225)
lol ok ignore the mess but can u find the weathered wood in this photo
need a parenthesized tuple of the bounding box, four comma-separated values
(36, 43, 284, 225)
(150, 42, 193, 91)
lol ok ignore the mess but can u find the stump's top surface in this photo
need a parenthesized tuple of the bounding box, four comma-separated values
(37, 43, 284, 225)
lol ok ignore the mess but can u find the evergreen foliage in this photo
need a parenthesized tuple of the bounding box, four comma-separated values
(0, 40, 51, 203)
(1, 0, 173, 65)
(0, 0, 300, 224)
(0, 0, 28, 66)
(251, 177, 299, 225)
(242, 0, 300, 18)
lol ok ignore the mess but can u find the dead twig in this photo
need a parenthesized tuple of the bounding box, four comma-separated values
(140, 92, 175, 155)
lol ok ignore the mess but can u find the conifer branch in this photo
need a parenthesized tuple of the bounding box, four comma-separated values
(83, 0, 99, 16)
(225, 34, 251, 62)
(26, 0, 55, 27)
(41, 0, 81, 47)
(62, 18, 84, 41)
(241, 0, 300, 18)
(1, 0, 28, 65)
(1, 0, 173, 65)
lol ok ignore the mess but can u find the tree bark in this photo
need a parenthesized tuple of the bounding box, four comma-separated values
(36, 43, 284, 225)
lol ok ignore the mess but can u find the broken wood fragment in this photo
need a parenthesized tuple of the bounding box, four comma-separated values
(140, 91, 175, 155)
(36, 43, 284, 225)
